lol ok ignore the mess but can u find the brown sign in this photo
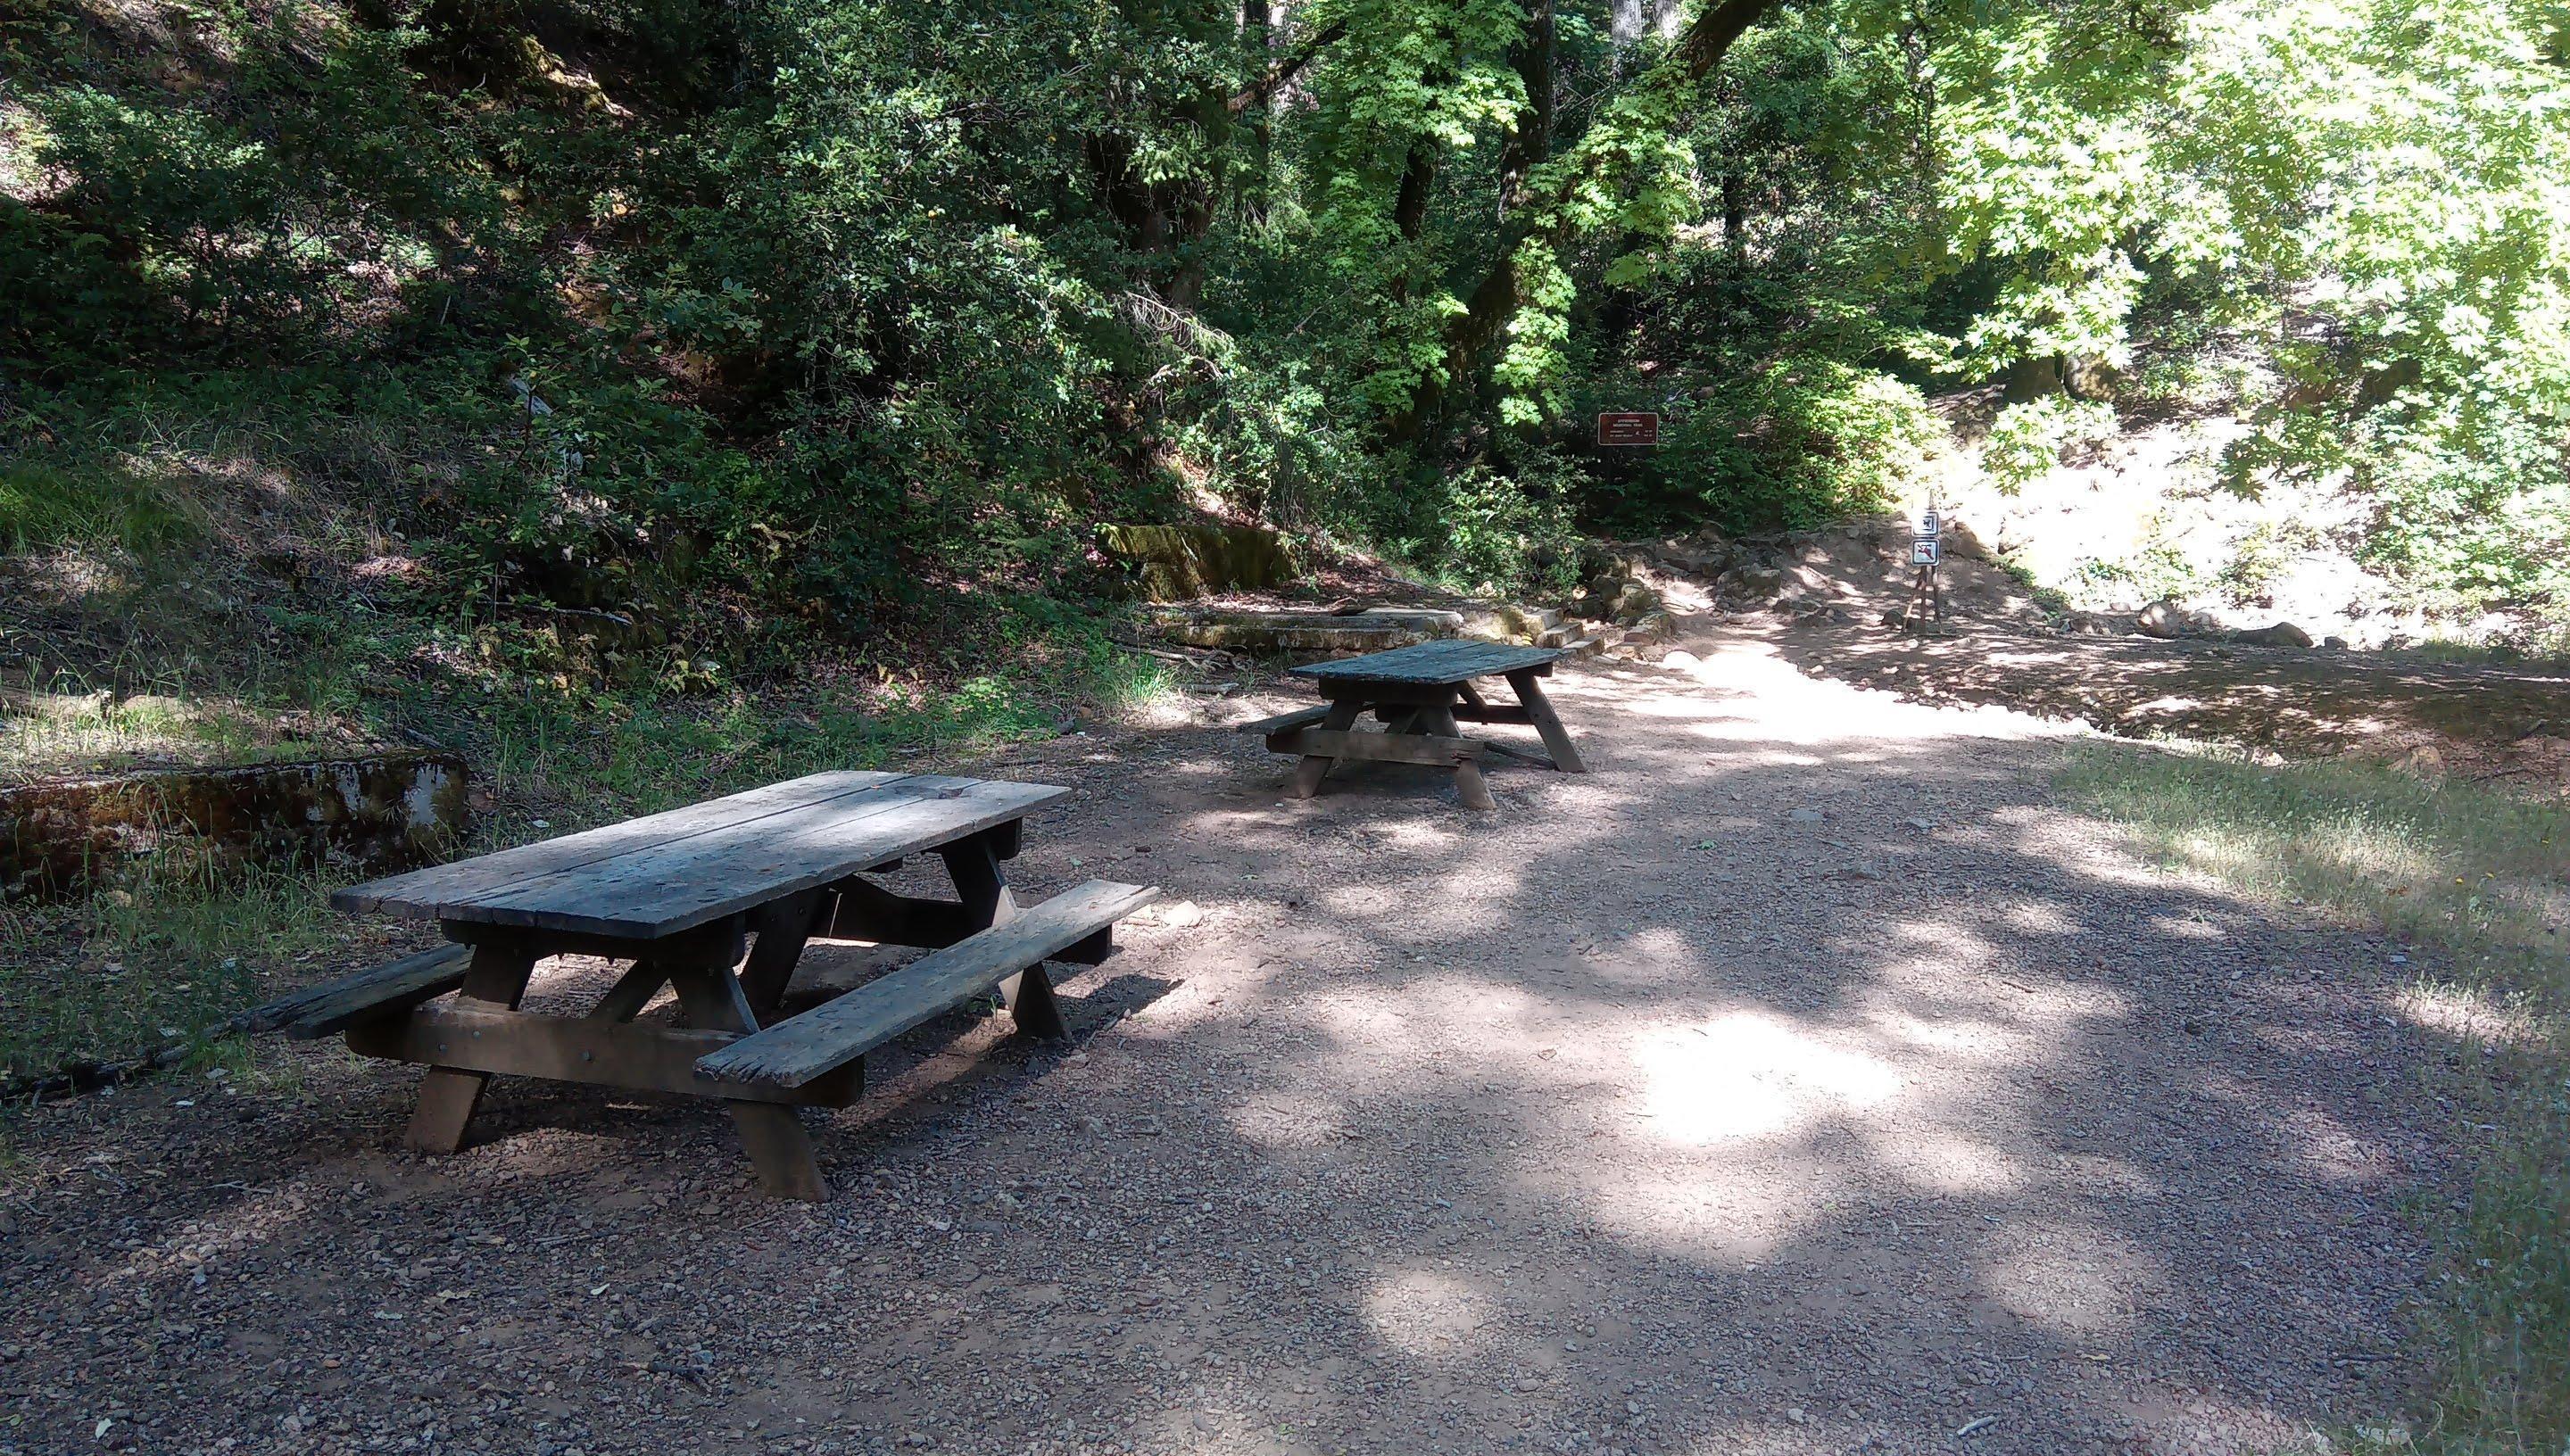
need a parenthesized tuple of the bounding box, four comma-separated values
(1596, 411, 1660, 446)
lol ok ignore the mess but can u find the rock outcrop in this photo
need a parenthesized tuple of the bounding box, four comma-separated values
(1098, 523, 1299, 600)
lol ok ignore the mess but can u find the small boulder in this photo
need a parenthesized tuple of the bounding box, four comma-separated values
(1942, 517, 1994, 562)
(2136, 599, 2212, 639)
(2231, 621, 2314, 649)
(1718, 565, 1784, 601)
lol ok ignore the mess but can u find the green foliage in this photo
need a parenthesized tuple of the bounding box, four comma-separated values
(0, 460, 202, 553)
(1983, 394, 2118, 494)
(1663, 360, 1945, 534)
(2, 0, 2560, 621)
(1391, 451, 1585, 594)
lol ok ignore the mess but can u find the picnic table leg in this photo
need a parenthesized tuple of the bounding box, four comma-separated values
(1289, 701, 1363, 798)
(587, 958, 669, 1022)
(667, 958, 828, 1201)
(736, 889, 829, 1020)
(1420, 703, 1497, 811)
(1505, 669, 1588, 774)
(940, 826, 1060, 1022)
(406, 939, 538, 1154)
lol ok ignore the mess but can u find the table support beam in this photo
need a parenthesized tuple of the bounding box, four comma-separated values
(1506, 669, 1588, 774)
(1289, 701, 1364, 798)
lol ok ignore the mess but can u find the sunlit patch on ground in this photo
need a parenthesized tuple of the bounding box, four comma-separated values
(2392, 981, 2549, 1049)
(1977, 1221, 2166, 1337)
(1863, 1125, 2024, 1195)
(1630, 1012, 1904, 1146)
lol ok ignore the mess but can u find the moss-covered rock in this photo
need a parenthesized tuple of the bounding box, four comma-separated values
(0, 753, 471, 901)
(1098, 523, 1299, 600)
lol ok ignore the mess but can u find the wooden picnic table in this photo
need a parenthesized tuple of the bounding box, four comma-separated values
(1243, 640, 1588, 810)
(243, 772, 1156, 1200)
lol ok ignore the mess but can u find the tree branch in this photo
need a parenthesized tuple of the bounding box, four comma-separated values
(1227, 20, 1348, 114)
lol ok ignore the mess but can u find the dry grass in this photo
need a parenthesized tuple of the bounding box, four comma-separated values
(2059, 740, 2570, 1454)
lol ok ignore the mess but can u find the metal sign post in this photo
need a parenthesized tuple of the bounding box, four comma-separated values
(1903, 509, 1944, 631)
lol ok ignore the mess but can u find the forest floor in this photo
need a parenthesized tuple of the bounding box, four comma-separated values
(0, 628, 2460, 1456)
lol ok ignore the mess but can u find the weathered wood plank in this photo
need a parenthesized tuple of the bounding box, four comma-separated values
(1234, 705, 1331, 736)
(1267, 727, 1484, 767)
(825, 879, 982, 947)
(1292, 641, 1560, 684)
(235, 943, 473, 1038)
(586, 959, 672, 1022)
(345, 1003, 863, 1106)
(1422, 704, 1496, 810)
(1313, 680, 1468, 707)
(426, 780, 1066, 939)
(697, 879, 1158, 1088)
(668, 962, 831, 1199)
(735, 889, 829, 1017)
(1447, 701, 1536, 726)
(440, 918, 747, 966)
(335, 771, 920, 917)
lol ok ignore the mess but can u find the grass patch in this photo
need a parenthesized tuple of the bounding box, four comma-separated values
(2058, 740, 2570, 1453)
(0, 863, 342, 1082)
(0, 459, 203, 553)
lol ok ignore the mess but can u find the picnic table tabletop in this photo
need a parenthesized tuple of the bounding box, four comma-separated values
(1288, 639, 1562, 684)
(335, 771, 1067, 940)
(281, 768, 1149, 1201)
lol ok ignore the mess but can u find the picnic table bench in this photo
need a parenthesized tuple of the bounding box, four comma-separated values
(245, 772, 1156, 1199)
(1243, 640, 1588, 809)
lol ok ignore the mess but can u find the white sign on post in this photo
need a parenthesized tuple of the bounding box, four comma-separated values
(1911, 537, 1941, 566)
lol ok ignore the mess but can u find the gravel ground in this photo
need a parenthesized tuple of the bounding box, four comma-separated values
(0, 633, 2452, 1456)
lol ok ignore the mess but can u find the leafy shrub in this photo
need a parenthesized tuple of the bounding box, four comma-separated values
(1646, 360, 1948, 535)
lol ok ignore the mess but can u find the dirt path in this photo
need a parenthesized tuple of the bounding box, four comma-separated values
(2, 635, 2454, 1456)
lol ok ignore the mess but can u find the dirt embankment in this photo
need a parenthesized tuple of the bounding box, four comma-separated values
(1609, 517, 2570, 795)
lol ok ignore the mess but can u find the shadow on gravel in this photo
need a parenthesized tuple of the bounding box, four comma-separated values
(0, 639, 2462, 1456)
